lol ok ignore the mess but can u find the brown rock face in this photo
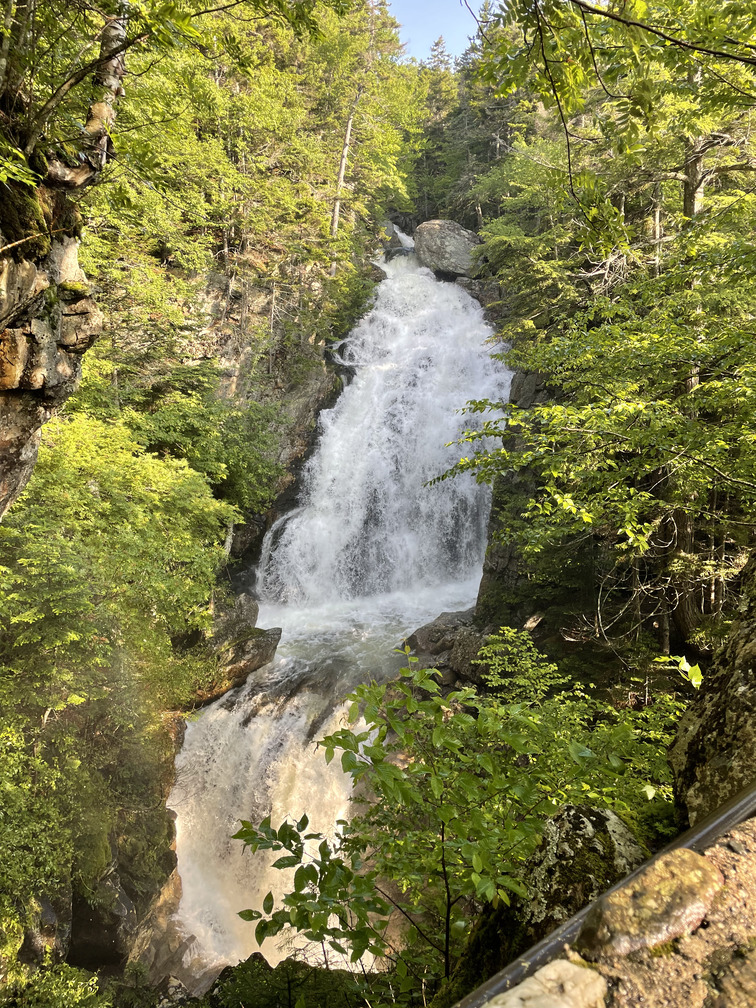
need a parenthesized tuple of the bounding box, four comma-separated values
(0, 235, 102, 518)
(577, 848, 724, 957)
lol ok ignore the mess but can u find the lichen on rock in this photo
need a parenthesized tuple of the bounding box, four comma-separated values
(576, 848, 724, 957)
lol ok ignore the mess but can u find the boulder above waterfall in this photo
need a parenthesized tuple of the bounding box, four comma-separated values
(414, 219, 481, 277)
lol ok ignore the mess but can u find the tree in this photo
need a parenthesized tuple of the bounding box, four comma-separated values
(0, 0, 354, 192)
(0, 414, 235, 975)
(235, 642, 680, 1006)
(430, 0, 756, 653)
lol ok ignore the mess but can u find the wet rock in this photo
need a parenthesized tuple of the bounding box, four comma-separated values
(404, 609, 488, 687)
(219, 626, 281, 680)
(379, 220, 407, 251)
(455, 277, 508, 323)
(484, 959, 607, 1008)
(405, 608, 476, 658)
(214, 591, 260, 645)
(577, 848, 724, 957)
(414, 219, 481, 278)
(128, 870, 189, 984)
(385, 246, 414, 262)
(192, 592, 283, 702)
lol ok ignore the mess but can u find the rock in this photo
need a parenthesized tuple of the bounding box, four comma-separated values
(509, 371, 548, 410)
(404, 609, 489, 686)
(17, 890, 72, 966)
(385, 246, 414, 262)
(709, 946, 756, 1007)
(369, 262, 388, 281)
(455, 277, 509, 324)
(68, 863, 138, 969)
(484, 960, 607, 1008)
(524, 807, 646, 940)
(218, 626, 281, 681)
(414, 219, 481, 277)
(430, 806, 643, 1008)
(214, 592, 259, 645)
(157, 975, 191, 1005)
(576, 848, 724, 957)
(670, 553, 756, 823)
(202, 592, 282, 698)
(379, 220, 407, 250)
(405, 608, 476, 657)
(0, 232, 102, 518)
(448, 626, 491, 684)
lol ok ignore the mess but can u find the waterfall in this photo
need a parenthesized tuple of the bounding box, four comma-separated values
(168, 247, 511, 981)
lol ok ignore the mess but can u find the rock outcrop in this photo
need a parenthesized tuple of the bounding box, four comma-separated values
(433, 806, 644, 1008)
(414, 219, 481, 278)
(669, 555, 756, 824)
(0, 228, 102, 517)
(405, 608, 488, 686)
(190, 592, 281, 705)
(476, 817, 756, 1008)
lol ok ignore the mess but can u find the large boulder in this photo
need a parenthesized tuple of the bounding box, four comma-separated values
(404, 608, 488, 686)
(431, 806, 644, 1008)
(669, 553, 756, 824)
(190, 592, 282, 705)
(218, 626, 281, 685)
(414, 219, 481, 277)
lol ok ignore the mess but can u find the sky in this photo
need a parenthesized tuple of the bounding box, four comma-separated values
(387, 0, 480, 62)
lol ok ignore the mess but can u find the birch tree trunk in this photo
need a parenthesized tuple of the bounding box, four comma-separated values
(330, 88, 363, 241)
(42, 13, 129, 188)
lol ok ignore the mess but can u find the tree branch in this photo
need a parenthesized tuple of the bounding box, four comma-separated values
(571, 0, 756, 67)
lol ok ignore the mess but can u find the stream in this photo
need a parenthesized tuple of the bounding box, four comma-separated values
(168, 244, 512, 978)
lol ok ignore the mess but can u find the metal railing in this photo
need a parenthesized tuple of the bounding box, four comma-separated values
(453, 781, 756, 1008)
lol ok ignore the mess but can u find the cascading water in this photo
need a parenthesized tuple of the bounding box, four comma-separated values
(168, 243, 512, 984)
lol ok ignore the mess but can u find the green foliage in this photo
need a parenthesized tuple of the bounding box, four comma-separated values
(195, 955, 366, 1008)
(420, 0, 756, 653)
(0, 414, 234, 959)
(1, 964, 112, 1007)
(473, 626, 568, 698)
(235, 639, 680, 1006)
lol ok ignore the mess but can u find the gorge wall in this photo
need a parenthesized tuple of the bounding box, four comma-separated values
(0, 188, 101, 517)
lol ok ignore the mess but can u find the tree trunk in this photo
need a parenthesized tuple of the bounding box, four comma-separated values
(0, 0, 16, 95)
(670, 507, 703, 642)
(330, 88, 362, 247)
(42, 13, 128, 189)
(683, 139, 706, 219)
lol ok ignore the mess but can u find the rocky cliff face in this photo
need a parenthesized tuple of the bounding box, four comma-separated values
(669, 555, 756, 824)
(0, 213, 102, 518)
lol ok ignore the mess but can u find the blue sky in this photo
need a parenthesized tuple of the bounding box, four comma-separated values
(387, 0, 479, 61)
